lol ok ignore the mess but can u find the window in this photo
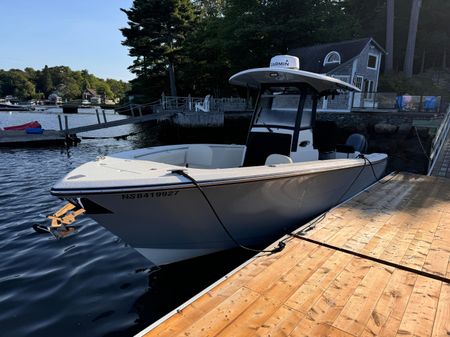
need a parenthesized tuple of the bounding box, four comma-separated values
(367, 54, 378, 69)
(323, 51, 341, 66)
(256, 87, 300, 128)
(301, 95, 314, 129)
(353, 76, 363, 90)
(254, 86, 315, 130)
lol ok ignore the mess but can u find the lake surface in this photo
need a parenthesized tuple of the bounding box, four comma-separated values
(0, 111, 254, 336)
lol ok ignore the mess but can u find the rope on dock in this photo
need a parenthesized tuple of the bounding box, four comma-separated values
(288, 231, 450, 284)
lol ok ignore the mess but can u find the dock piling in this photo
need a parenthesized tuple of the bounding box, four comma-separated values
(64, 116, 69, 135)
(102, 109, 107, 123)
(95, 109, 101, 124)
(57, 115, 63, 131)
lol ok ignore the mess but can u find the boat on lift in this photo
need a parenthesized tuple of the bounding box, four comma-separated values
(50, 55, 387, 266)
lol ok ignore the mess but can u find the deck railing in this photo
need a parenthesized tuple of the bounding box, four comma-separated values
(350, 92, 443, 113)
(160, 95, 249, 113)
(428, 105, 450, 175)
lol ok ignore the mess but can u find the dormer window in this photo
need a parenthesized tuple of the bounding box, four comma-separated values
(323, 51, 341, 66)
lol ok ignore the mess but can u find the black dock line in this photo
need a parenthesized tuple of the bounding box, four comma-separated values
(288, 232, 450, 284)
(170, 169, 285, 255)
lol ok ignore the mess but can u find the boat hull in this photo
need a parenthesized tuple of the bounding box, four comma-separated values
(65, 158, 386, 265)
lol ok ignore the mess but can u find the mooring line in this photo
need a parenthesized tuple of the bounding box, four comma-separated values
(288, 232, 450, 284)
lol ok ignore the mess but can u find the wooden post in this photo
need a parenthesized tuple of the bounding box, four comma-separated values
(130, 104, 134, 117)
(64, 115, 69, 135)
(57, 114, 63, 131)
(96, 109, 101, 124)
(139, 106, 143, 117)
(102, 109, 107, 123)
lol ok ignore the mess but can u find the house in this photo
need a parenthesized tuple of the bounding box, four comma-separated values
(289, 37, 386, 112)
(48, 93, 62, 104)
(82, 88, 102, 104)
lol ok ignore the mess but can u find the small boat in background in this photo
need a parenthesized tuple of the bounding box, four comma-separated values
(3, 121, 42, 131)
(0, 103, 33, 111)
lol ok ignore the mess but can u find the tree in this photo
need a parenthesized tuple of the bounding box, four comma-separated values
(0, 70, 36, 99)
(106, 79, 130, 99)
(404, 0, 422, 77)
(0, 66, 128, 101)
(416, 0, 450, 71)
(37, 65, 54, 97)
(385, 0, 395, 72)
(121, 0, 198, 96)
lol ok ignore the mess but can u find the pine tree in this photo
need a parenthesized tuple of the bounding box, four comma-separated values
(121, 0, 198, 96)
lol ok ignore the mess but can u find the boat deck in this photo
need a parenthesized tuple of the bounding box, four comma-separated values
(138, 172, 450, 337)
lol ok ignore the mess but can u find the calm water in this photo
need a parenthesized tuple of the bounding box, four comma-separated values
(0, 111, 253, 336)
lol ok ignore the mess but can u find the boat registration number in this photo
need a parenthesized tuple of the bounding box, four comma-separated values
(121, 191, 179, 199)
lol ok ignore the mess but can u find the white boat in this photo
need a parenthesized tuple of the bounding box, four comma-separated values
(51, 55, 387, 266)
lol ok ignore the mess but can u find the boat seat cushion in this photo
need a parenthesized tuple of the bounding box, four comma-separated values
(265, 154, 293, 165)
(186, 145, 213, 168)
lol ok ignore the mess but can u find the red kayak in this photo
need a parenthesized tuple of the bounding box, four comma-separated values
(4, 121, 42, 131)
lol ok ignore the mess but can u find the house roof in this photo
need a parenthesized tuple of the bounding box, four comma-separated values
(288, 38, 385, 73)
(84, 88, 98, 96)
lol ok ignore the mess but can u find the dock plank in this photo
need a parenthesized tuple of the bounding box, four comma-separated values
(332, 265, 393, 336)
(396, 277, 441, 337)
(360, 269, 417, 337)
(432, 283, 450, 337)
(139, 173, 450, 337)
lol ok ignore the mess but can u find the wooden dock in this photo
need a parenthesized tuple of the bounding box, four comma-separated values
(137, 172, 450, 337)
(0, 130, 66, 146)
(58, 110, 175, 135)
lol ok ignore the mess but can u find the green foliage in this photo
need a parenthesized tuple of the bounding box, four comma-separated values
(0, 69, 36, 99)
(121, 0, 198, 96)
(123, 0, 360, 98)
(380, 69, 450, 95)
(123, 0, 450, 98)
(0, 66, 129, 101)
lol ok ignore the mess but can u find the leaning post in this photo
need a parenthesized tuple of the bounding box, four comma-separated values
(95, 109, 101, 124)
(57, 114, 63, 131)
(64, 115, 69, 135)
(102, 109, 107, 123)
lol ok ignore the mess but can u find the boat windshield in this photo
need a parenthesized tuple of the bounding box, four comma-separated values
(254, 86, 314, 129)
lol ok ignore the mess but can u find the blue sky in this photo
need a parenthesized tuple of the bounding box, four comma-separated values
(0, 0, 134, 81)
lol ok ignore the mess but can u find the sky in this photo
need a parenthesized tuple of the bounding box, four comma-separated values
(0, 0, 135, 81)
